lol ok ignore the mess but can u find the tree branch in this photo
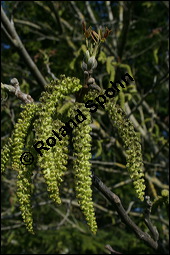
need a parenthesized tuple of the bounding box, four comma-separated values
(127, 73, 169, 118)
(143, 196, 159, 242)
(1, 78, 34, 104)
(117, 2, 133, 61)
(105, 244, 122, 254)
(85, 1, 98, 25)
(92, 174, 158, 250)
(1, 6, 47, 88)
(70, 1, 84, 21)
(105, 1, 114, 21)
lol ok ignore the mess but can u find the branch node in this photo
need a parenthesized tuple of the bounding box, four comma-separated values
(144, 196, 159, 242)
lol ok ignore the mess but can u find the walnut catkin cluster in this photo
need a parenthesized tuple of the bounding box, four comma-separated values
(1, 75, 145, 235)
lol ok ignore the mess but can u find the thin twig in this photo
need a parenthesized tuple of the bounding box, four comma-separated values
(70, 1, 84, 21)
(1, 223, 24, 231)
(1, 78, 34, 104)
(127, 73, 169, 118)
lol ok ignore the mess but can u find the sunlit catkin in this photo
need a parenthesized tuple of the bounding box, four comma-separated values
(84, 89, 145, 201)
(12, 103, 37, 233)
(68, 103, 97, 234)
(34, 76, 82, 204)
(105, 101, 146, 201)
(1, 137, 12, 174)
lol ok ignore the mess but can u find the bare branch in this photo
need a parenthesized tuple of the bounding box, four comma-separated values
(85, 1, 98, 25)
(125, 102, 148, 138)
(70, 1, 84, 21)
(45, 63, 57, 80)
(105, 1, 114, 21)
(1, 223, 24, 231)
(118, 2, 124, 33)
(13, 19, 42, 30)
(143, 196, 159, 242)
(92, 174, 158, 250)
(162, 1, 169, 8)
(105, 244, 122, 254)
(145, 173, 169, 190)
(34, 1, 59, 26)
(60, 17, 73, 31)
(50, 1, 64, 33)
(125, 102, 166, 160)
(1, 6, 47, 88)
(48, 204, 86, 233)
(117, 2, 133, 61)
(1, 78, 34, 104)
(1, 22, 13, 42)
(49, 202, 71, 230)
(127, 73, 169, 118)
(142, 100, 169, 133)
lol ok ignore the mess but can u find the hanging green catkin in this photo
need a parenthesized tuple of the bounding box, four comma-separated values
(34, 76, 82, 204)
(105, 101, 146, 201)
(52, 119, 69, 188)
(83, 89, 101, 102)
(11, 103, 37, 172)
(1, 137, 12, 174)
(68, 102, 97, 234)
(34, 114, 62, 204)
(83, 88, 145, 201)
(17, 165, 34, 233)
(11, 103, 37, 233)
